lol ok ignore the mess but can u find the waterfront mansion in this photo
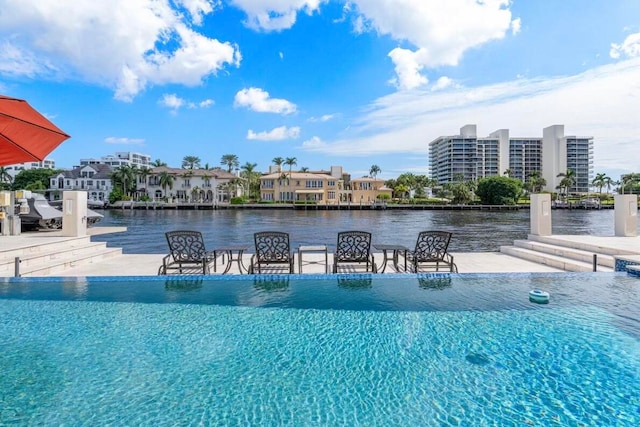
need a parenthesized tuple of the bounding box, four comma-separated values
(259, 166, 392, 205)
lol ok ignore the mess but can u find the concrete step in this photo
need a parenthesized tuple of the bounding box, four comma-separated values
(499, 246, 614, 272)
(0, 241, 116, 275)
(15, 247, 123, 277)
(527, 234, 636, 257)
(513, 240, 615, 268)
(0, 235, 94, 261)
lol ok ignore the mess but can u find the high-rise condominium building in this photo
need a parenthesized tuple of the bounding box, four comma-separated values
(78, 151, 151, 169)
(2, 159, 56, 179)
(429, 125, 593, 193)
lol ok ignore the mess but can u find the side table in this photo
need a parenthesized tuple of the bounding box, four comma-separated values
(298, 245, 329, 273)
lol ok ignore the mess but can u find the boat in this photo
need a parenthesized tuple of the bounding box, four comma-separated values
(19, 193, 103, 231)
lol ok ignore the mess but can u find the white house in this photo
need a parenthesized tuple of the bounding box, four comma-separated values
(48, 164, 114, 203)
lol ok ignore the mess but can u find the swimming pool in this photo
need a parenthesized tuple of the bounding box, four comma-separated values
(1, 273, 639, 425)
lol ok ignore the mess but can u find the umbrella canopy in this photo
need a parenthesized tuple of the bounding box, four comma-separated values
(0, 95, 70, 166)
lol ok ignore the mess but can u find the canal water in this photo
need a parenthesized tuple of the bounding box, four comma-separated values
(91, 208, 627, 254)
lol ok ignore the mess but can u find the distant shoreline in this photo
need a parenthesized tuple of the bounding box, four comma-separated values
(106, 202, 612, 211)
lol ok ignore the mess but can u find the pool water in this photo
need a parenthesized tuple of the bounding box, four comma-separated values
(1, 273, 639, 426)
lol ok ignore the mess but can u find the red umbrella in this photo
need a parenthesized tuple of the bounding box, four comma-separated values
(0, 95, 70, 166)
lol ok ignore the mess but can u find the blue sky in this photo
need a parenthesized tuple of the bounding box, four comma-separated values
(1, 0, 639, 180)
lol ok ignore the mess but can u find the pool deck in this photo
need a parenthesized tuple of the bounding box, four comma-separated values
(3, 226, 640, 277)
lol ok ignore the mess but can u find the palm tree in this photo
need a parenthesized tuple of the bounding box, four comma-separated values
(525, 171, 546, 193)
(272, 157, 284, 172)
(151, 159, 167, 167)
(136, 166, 151, 200)
(503, 169, 513, 178)
(300, 166, 309, 172)
(111, 165, 136, 197)
(240, 162, 259, 200)
(284, 157, 297, 203)
(603, 175, 614, 194)
(369, 165, 381, 179)
(556, 169, 576, 199)
(221, 154, 239, 172)
(159, 171, 174, 198)
(0, 166, 13, 185)
(591, 172, 608, 194)
(182, 155, 201, 169)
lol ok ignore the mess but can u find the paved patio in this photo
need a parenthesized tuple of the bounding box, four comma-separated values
(3, 227, 640, 277)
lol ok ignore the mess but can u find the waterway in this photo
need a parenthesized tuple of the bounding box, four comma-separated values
(91, 208, 630, 254)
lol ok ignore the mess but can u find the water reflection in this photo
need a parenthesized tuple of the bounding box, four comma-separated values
(253, 276, 289, 292)
(337, 276, 373, 289)
(165, 278, 203, 292)
(417, 275, 453, 290)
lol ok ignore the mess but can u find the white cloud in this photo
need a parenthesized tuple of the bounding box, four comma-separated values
(174, 0, 219, 25)
(160, 93, 186, 110)
(301, 136, 325, 149)
(234, 87, 297, 114)
(105, 137, 145, 145)
(610, 32, 640, 59)
(431, 76, 457, 91)
(0, 0, 240, 101)
(511, 17, 521, 35)
(159, 93, 213, 111)
(387, 47, 428, 90)
(308, 113, 337, 122)
(301, 58, 640, 177)
(247, 126, 301, 141)
(348, 0, 515, 90)
(230, 0, 325, 31)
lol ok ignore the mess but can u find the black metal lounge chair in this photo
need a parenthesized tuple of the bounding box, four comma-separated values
(333, 230, 377, 273)
(406, 231, 458, 273)
(158, 230, 217, 275)
(249, 231, 295, 274)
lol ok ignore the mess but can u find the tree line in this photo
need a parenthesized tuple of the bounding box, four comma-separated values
(2, 159, 640, 205)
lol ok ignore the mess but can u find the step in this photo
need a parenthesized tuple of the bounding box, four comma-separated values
(527, 235, 636, 257)
(499, 246, 614, 272)
(0, 235, 94, 261)
(17, 247, 123, 277)
(513, 240, 615, 268)
(0, 241, 114, 275)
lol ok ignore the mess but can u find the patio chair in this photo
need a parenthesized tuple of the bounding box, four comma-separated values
(333, 231, 377, 273)
(406, 231, 458, 273)
(158, 230, 217, 275)
(249, 231, 295, 274)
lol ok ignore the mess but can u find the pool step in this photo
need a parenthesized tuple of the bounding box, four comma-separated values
(499, 245, 614, 272)
(0, 238, 122, 277)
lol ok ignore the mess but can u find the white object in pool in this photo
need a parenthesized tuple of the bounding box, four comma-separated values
(529, 289, 550, 303)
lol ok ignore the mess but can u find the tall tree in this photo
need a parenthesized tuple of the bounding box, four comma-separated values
(136, 166, 151, 199)
(272, 157, 284, 172)
(221, 154, 239, 172)
(556, 169, 576, 198)
(182, 155, 201, 169)
(151, 159, 167, 167)
(0, 166, 13, 187)
(525, 171, 546, 193)
(159, 171, 174, 198)
(369, 164, 381, 179)
(284, 157, 297, 203)
(591, 172, 608, 194)
(240, 162, 259, 199)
